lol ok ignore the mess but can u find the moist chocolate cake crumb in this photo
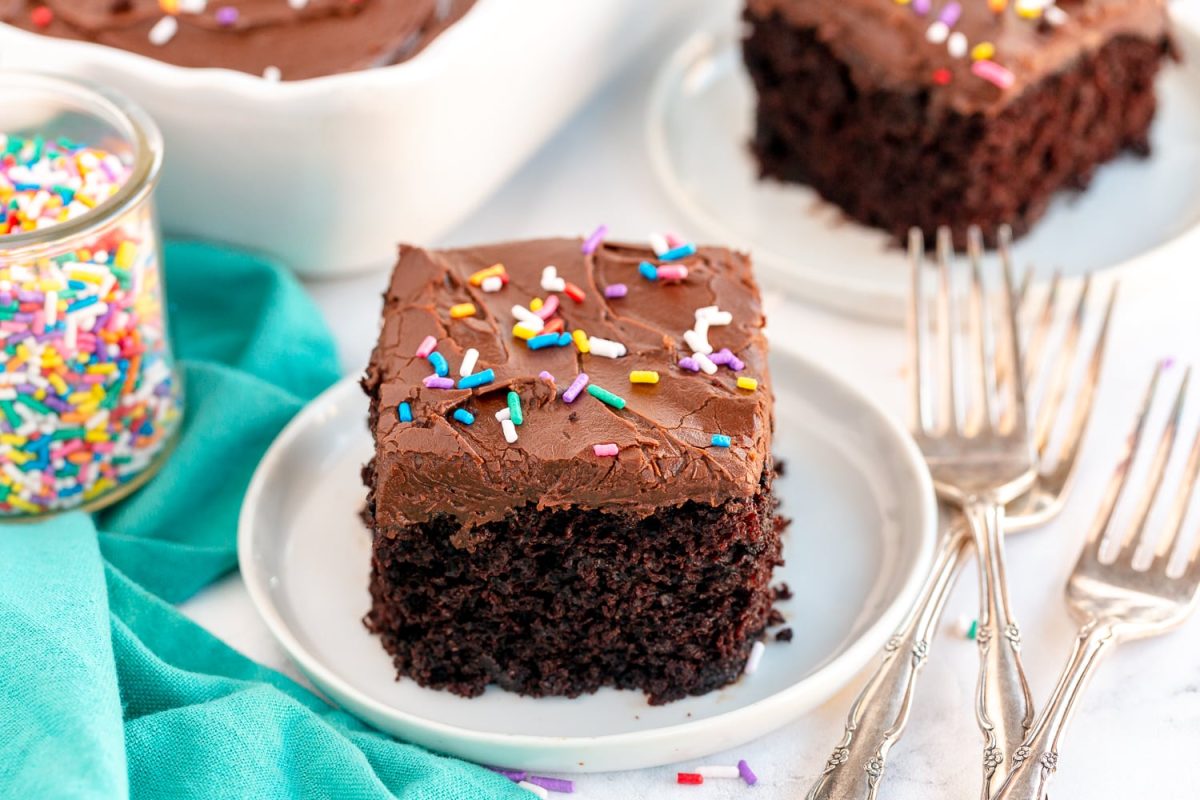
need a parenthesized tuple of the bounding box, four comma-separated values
(773, 582, 793, 601)
(767, 608, 786, 627)
(776, 627, 794, 643)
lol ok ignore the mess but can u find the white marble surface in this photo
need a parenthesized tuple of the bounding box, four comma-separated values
(181, 20, 1200, 800)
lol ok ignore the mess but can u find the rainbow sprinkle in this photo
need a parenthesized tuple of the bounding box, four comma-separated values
(427, 351, 449, 377)
(711, 434, 731, 448)
(587, 384, 626, 410)
(398, 402, 413, 423)
(506, 390, 523, 426)
(457, 369, 495, 390)
(581, 224, 607, 255)
(452, 408, 475, 425)
(0, 134, 180, 516)
(563, 373, 589, 403)
(592, 443, 619, 457)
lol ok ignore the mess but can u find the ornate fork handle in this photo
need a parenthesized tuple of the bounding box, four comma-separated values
(992, 621, 1117, 800)
(806, 523, 972, 800)
(965, 499, 1036, 797)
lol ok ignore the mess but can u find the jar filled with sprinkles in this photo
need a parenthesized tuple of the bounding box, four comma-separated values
(0, 73, 181, 517)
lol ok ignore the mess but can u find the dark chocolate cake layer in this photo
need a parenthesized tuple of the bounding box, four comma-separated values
(362, 236, 783, 702)
(742, 0, 1174, 246)
(0, 0, 476, 80)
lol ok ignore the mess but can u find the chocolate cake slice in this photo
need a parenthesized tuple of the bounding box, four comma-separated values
(361, 236, 785, 704)
(742, 0, 1175, 247)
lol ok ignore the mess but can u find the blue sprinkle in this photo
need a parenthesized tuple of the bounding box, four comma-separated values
(457, 369, 496, 390)
(528, 333, 562, 350)
(427, 351, 449, 377)
(398, 402, 413, 423)
(66, 296, 98, 313)
(638, 261, 658, 281)
(660, 243, 696, 261)
(557, 332, 572, 347)
(711, 434, 732, 448)
(452, 408, 475, 425)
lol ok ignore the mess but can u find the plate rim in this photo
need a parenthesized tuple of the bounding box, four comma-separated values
(237, 349, 938, 766)
(645, 11, 1200, 325)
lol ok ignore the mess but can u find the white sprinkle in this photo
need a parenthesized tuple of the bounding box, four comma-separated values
(178, 0, 207, 12)
(953, 614, 974, 638)
(697, 306, 733, 327)
(587, 336, 627, 359)
(495, 407, 511, 421)
(518, 781, 549, 799)
(459, 348, 479, 377)
(683, 328, 712, 356)
(1044, 5, 1068, 25)
(148, 16, 178, 46)
(693, 351, 718, 375)
(481, 275, 503, 293)
(925, 20, 949, 45)
(696, 765, 742, 779)
(947, 31, 968, 58)
(501, 418, 518, 444)
(263, 66, 282, 82)
(43, 291, 57, 325)
(288, 0, 310, 8)
(541, 265, 564, 293)
(512, 304, 542, 325)
(744, 640, 766, 676)
(649, 233, 670, 256)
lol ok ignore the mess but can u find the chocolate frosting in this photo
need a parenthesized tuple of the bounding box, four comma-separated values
(0, 0, 475, 79)
(362, 238, 773, 530)
(746, 0, 1171, 114)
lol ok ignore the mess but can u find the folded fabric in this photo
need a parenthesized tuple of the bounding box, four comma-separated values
(0, 242, 525, 800)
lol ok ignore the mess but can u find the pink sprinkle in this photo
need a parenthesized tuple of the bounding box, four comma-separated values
(938, 1, 961, 26)
(423, 375, 455, 389)
(539, 370, 555, 382)
(665, 232, 685, 248)
(563, 373, 590, 403)
(912, 0, 931, 14)
(972, 59, 1015, 90)
(737, 760, 758, 786)
(535, 294, 560, 320)
(593, 443, 619, 457)
(678, 357, 700, 372)
(527, 776, 574, 793)
(415, 335, 437, 358)
(656, 265, 688, 282)
(604, 283, 628, 299)
(582, 224, 608, 255)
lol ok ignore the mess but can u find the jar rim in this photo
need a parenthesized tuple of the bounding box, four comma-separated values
(0, 72, 163, 253)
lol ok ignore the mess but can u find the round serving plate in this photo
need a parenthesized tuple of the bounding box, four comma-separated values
(646, 0, 1200, 323)
(238, 350, 937, 773)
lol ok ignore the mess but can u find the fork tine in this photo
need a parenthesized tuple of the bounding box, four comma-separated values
(1032, 276, 1092, 455)
(1051, 285, 1117, 471)
(1022, 272, 1061, 391)
(1084, 364, 1164, 557)
(995, 224, 1027, 433)
(1114, 366, 1190, 562)
(967, 226, 994, 432)
(1155, 404, 1200, 566)
(936, 226, 960, 433)
(908, 228, 929, 434)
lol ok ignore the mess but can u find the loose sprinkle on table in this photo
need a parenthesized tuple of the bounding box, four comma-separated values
(527, 775, 574, 793)
(677, 773, 703, 785)
(744, 640, 765, 675)
(517, 781, 549, 800)
(737, 759, 758, 786)
(696, 765, 741, 779)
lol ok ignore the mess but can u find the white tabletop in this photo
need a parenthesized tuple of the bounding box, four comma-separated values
(181, 26, 1200, 800)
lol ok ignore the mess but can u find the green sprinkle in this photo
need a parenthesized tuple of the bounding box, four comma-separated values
(967, 620, 978, 640)
(16, 394, 51, 415)
(506, 391, 523, 426)
(587, 384, 626, 410)
(51, 427, 86, 441)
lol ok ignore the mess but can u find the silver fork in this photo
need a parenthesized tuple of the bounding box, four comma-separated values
(805, 227, 1115, 800)
(993, 364, 1200, 800)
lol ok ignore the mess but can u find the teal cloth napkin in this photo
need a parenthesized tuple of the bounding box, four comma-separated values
(0, 242, 525, 800)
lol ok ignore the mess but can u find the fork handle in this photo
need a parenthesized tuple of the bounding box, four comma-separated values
(965, 500, 1037, 798)
(991, 621, 1117, 800)
(805, 524, 972, 800)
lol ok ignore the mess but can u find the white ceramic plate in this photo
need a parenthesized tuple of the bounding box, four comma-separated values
(647, 0, 1200, 323)
(238, 350, 937, 773)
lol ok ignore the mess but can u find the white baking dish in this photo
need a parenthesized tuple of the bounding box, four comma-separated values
(0, 0, 688, 278)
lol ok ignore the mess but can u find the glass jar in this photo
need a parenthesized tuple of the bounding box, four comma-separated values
(0, 73, 181, 517)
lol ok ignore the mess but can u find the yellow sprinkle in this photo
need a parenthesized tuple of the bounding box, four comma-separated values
(48, 374, 67, 394)
(629, 370, 660, 385)
(87, 363, 118, 375)
(68, 392, 93, 405)
(971, 42, 996, 61)
(893, 0, 912, 4)
(85, 430, 110, 443)
(571, 329, 590, 354)
(7, 496, 40, 514)
(467, 263, 506, 286)
(988, 0, 1008, 11)
(449, 303, 477, 319)
(6, 450, 31, 464)
(1015, 2, 1042, 19)
(0, 433, 27, 445)
(115, 241, 138, 269)
(67, 270, 104, 284)
(513, 323, 538, 341)
(737, 377, 759, 391)
(530, 297, 544, 312)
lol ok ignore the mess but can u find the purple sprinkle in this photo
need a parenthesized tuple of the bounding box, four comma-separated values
(737, 759, 758, 786)
(678, 357, 700, 372)
(938, 1, 961, 26)
(728, 355, 745, 372)
(581, 224, 608, 255)
(563, 372, 589, 404)
(486, 767, 527, 782)
(539, 370, 555, 382)
(912, 0, 931, 14)
(603, 283, 628, 299)
(422, 375, 455, 389)
(44, 397, 70, 413)
(710, 348, 733, 366)
(1163, 356, 1177, 370)
(216, 6, 239, 25)
(528, 775, 575, 793)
